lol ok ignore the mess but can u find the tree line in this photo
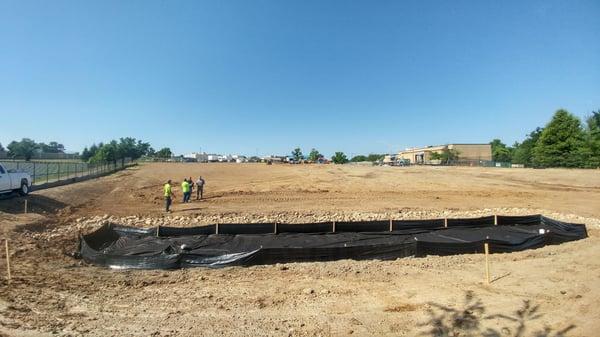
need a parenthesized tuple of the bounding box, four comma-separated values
(291, 147, 385, 164)
(0, 137, 172, 164)
(0, 138, 66, 160)
(490, 109, 600, 168)
(291, 148, 326, 162)
(80, 138, 172, 163)
(4, 108, 598, 168)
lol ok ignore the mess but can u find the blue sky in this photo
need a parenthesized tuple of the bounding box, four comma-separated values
(1, 0, 598, 157)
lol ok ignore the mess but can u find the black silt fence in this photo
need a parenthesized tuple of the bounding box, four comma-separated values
(79, 214, 588, 269)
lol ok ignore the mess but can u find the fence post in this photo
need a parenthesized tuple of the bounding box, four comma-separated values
(484, 242, 491, 284)
(32, 162, 36, 184)
(46, 164, 49, 183)
(5, 239, 11, 285)
(57, 163, 61, 181)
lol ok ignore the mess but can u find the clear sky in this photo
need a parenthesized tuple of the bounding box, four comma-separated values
(1, 0, 598, 157)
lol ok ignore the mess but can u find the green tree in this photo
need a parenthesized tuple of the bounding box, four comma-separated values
(146, 147, 156, 157)
(490, 139, 512, 162)
(441, 149, 459, 164)
(512, 128, 543, 166)
(88, 143, 101, 161)
(39, 141, 65, 153)
(308, 148, 321, 162)
(7, 138, 38, 161)
(366, 154, 385, 162)
(82, 139, 152, 163)
(429, 152, 442, 160)
(532, 109, 586, 168)
(0, 143, 5, 153)
(331, 151, 349, 164)
(350, 155, 368, 162)
(117, 137, 151, 160)
(155, 147, 173, 158)
(90, 141, 120, 164)
(81, 143, 101, 162)
(291, 147, 303, 161)
(81, 147, 91, 161)
(430, 148, 459, 164)
(584, 110, 600, 167)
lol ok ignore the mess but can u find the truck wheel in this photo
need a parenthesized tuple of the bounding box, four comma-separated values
(18, 181, 29, 196)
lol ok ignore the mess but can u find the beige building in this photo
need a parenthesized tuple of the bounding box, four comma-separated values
(398, 143, 491, 164)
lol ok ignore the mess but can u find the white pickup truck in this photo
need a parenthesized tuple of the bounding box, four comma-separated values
(0, 163, 32, 196)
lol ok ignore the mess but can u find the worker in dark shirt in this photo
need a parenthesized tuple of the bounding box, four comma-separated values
(196, 176, 205, 200)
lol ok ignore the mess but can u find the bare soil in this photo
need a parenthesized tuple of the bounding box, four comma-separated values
(0, 163, 599, 337)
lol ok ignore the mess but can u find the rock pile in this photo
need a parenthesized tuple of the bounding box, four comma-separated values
(23, 207, 600, 242)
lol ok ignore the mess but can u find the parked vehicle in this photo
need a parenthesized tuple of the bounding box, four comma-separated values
(396, 159, 411, 166)
(0, 163, 32, 196)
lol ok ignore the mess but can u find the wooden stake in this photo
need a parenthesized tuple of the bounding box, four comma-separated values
(484, 243, 490, 285)
(156, 225, 160, 237)
(274, 222, 278, 234)
(332, 221, 336, 233)
(5, 240, 11, 284)
(24, 199, 28, 214)
(444, 218, 448, 228)
(494, 215, 498, 225)
(216, 223, 219, 235)
(389, 218, 393, 232)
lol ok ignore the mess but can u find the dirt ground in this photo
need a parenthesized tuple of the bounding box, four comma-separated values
(0, 163, 599, 336)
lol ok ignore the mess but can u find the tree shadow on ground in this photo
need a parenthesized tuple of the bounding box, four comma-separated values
(419, 291, 575, 337)
(0, 194, 67, 215)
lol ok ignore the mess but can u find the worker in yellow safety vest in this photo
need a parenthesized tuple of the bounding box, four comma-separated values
(181, 178, 191, 203)
(164, 180, 175, 212)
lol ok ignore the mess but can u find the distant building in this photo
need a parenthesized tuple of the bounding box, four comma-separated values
(398, 144, 492, 164)
(383, 155, 396, 164)
(232, 155, 247, 163)
(262, 155, 287, 163)
(218, 155, 233, 162)
(184, 152, 208, 162)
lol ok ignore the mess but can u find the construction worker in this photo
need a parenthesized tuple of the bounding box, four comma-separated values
(164, 179, 175, 212)
(188, 176, 194, 200)
(196, 176, 205, 200)
(181, 178, 191, 203)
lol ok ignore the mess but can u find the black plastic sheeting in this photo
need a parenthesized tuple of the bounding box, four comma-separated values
(446, 215, 495, 228)
(79, 215, 587, 269)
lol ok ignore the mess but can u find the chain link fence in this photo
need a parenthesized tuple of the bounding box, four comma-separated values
(445, 160, 513, 168)
(0, 159, 133, 186)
